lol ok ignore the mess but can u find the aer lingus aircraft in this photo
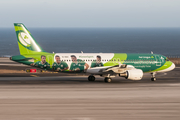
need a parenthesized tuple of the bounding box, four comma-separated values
(10, 23, 175, 82)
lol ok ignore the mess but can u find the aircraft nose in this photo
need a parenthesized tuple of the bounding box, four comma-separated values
(170, 62, 175, 71)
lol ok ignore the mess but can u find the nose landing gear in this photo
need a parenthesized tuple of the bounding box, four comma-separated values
(151, 73, 156, 81)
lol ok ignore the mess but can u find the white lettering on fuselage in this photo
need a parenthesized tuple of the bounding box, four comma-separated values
(139, 56, 151, 59)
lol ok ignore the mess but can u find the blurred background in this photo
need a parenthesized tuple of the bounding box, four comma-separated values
(0, 0, 180, 56)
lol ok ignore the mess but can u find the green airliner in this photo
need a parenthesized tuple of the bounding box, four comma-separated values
(10, 23, 175, 82)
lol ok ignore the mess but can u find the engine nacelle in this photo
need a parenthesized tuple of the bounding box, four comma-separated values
(119, 69, 143, 80)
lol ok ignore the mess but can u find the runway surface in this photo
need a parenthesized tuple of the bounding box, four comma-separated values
(0, 58, 180, 120)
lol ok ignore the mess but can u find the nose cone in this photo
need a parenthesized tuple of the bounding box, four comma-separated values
(158, 61, 175, 73)
(164, 62, 175, 72)
(169, 62, 175, 71)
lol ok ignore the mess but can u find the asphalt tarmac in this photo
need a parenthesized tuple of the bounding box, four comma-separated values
(0, 58, 180, 120)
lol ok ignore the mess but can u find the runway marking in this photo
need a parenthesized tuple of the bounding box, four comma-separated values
(30, 75, 39, 77)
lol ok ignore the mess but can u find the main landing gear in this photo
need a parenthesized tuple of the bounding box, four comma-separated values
(151, 73, 156, 81)
(88, 75, 95, 81)
(88, 75, 112, 83)
(104, 74, 112, 83)
(104, 77, 112, 83)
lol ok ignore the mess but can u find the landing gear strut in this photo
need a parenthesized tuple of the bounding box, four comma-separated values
(104, 77, 112, 83)
(88, 75, 95, 81)
(151, 73, 156, 81)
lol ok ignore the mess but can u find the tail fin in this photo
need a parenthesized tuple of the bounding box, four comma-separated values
(14, 23, 45, 55)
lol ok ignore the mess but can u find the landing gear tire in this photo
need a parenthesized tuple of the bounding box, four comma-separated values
(151, 77, 156, 81)
(151, 73, 156, 81)
(88, 75, 95, 81)
(104, 77, 112, 83)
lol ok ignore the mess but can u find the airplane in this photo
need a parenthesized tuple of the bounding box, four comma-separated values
(10, 23, 175, 83)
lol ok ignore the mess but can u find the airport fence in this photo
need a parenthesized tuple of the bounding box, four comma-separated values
(168, 56, 180, 65)
(167, 56, 180, 58)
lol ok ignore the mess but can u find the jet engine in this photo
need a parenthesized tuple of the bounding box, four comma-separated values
(119, 69, 143, 80)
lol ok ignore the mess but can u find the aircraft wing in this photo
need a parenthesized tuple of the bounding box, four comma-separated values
(87, 64, 134, 74)
(86, 64, 143, 80)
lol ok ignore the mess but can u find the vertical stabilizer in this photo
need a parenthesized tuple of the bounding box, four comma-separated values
(14, 23, 45, 55)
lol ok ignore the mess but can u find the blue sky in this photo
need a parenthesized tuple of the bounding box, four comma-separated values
(0, 0, 180, 27)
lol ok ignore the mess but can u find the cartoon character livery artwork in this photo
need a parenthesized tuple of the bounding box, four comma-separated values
(10, 23, 175, 82)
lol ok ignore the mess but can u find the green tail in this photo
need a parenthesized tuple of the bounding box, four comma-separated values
(14, 23, 45, 55)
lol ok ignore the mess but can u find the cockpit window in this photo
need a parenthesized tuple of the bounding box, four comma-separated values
(165, 58, 169, 61)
